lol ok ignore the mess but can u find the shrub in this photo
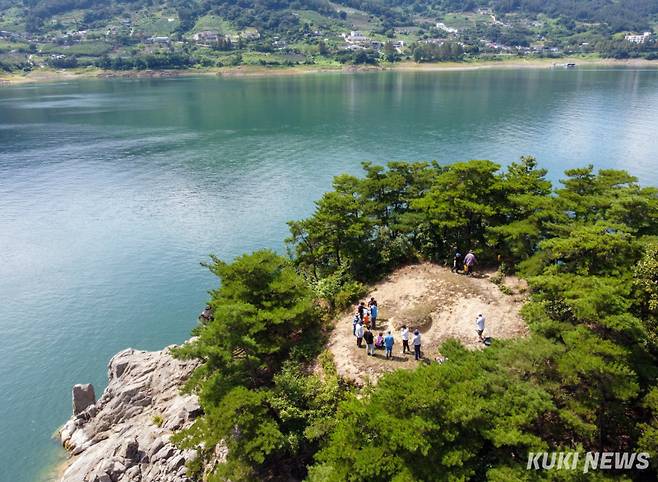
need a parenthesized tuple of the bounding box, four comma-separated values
(333, 280, 367, 310)
(152, 414, 164, 427)
(312, 264, 367, 312)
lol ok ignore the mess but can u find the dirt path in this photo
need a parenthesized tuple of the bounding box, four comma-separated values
(327, 263, 529, 384)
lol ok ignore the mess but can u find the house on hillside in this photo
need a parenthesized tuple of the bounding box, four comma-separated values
(436, 22, 458, 34)
(193, 31, 220, 44)
(345, 30, 368, 44)
(273, 39, 287, 49)
(241, 29, 260, 40)
(65, 30, 87, 40)
(147, 36, 171, 44)
(625, 32, 652, 44)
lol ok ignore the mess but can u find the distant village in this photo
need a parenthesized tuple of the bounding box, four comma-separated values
(1, 20, 656, 53)
(1, 8, 657, 71)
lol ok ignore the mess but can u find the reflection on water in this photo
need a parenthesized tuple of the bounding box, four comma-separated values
(1, 69, 657, 482)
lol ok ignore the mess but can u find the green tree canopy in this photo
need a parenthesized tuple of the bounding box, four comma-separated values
(175, 250, 318, 403)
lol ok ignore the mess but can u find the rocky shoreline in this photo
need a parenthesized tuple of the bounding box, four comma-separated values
(57, 345, 219, 482)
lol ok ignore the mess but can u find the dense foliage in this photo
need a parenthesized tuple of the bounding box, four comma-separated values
(172, 250, 349, 480)
(175, 158, 658, 480)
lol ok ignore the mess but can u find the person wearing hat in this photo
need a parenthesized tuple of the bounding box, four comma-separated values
(464, 250, 477, 276)
(412, 329, 422, 361)
(452, 250, 463, 273)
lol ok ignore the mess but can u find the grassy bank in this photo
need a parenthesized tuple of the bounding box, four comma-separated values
(2, 56, 658, 85)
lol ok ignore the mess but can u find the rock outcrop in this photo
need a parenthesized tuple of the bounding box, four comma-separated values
(73, 383, 97, 415)
(58, 346, 203, 482)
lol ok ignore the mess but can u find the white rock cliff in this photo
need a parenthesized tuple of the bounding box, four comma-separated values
(58, 346, 205, 482)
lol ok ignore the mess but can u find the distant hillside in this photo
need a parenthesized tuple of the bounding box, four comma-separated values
(387, 0, 658, 31)
(1, 0, 657, 72)
(12, 0, 658, 33)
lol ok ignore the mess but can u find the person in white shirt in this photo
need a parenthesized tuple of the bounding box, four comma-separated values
(412, 329, 421, 360)
(401, 325, 410, 354)
(355, 322, 364, 348)
(476, 313, 485, 342)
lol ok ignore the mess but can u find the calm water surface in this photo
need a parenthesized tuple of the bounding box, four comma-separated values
(1, 69, 658, 482)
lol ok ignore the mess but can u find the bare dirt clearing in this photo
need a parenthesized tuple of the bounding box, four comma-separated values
(327, 263, 529, 384)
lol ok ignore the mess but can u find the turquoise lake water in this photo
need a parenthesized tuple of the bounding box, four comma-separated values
(1, 68, 658, 482)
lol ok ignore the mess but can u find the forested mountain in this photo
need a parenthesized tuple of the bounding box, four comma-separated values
(1, 0, 657, 71)
(385, 0, 658, 31)
(12, 0, 658, 33)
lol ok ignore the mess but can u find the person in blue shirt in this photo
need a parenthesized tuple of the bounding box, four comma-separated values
(384, 330, 395, 359)
(370, 303, 378, 329)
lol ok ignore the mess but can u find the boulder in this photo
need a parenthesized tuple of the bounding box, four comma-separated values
(72, 384, 96, 415)
(119, 438, 139, 461)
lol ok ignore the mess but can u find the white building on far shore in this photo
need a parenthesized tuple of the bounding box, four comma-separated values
(193, 31, 220, 44)
(344, 30, 368, 44)
(625, 32, 652, 44)
(436, 22, 458, 34)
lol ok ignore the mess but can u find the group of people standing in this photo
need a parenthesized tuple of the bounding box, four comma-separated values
(352, 298, 423, 361)
(352, 299, 489, 362)
(355, 298, 378, 329)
